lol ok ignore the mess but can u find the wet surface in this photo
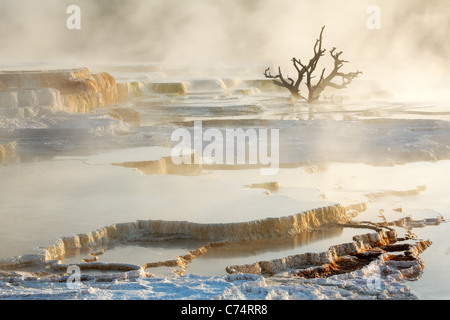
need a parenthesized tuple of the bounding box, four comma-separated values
(1, 64, 449, 299)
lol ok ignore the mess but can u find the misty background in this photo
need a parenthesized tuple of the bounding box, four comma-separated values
(0, 0, 449, 98)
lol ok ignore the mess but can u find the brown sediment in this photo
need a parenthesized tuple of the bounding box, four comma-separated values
(144, 259, 182, 269)
(82, 256, 98, 263)
(225, 216, 435, 281)
(0, 68, 132, 113)
(380, 243, 411, 252)
(30, 271, 51, 278)
(60, 71, 119, 112)
(0, 142, 18, 164)
(90, 249, 105, 257)
(245, 181, 280, 192)
(61, 92, 96, 113)
(148, 82, 187, 95)
(113, 154, 202, 176)
(294, 241, 431, 280)
(294, 254, 377, 279)
(225, 229, 397, 276)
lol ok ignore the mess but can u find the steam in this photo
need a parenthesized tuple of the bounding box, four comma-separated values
(0, 0, 449, 97)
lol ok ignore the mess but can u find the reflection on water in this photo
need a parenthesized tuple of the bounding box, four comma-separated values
(63, 238, 206, 268)
(186, 227, 366, 276)
(197, 228, 344, 259)
(407, 221, 450, 300)
(1, 65, 450, 299)
(51, 226, 371, 278)
(54, 227, 359, 278)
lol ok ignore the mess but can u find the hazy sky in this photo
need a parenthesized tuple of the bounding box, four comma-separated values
(0, 0, 448, 96)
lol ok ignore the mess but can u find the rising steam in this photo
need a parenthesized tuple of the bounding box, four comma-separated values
(0, 0, 449, 97)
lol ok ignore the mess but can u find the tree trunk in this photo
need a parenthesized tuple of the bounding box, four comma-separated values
(290, 90, 301, 100)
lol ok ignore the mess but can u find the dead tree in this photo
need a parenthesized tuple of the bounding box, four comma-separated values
(264, 26, 362, 102)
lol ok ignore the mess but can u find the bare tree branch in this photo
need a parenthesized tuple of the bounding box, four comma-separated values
(263, 25, 362, 103)
(308, 48, 362, 101)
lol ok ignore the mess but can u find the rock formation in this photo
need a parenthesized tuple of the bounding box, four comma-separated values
(0, 68, 138, 114)
(0, 204, 350, 271)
